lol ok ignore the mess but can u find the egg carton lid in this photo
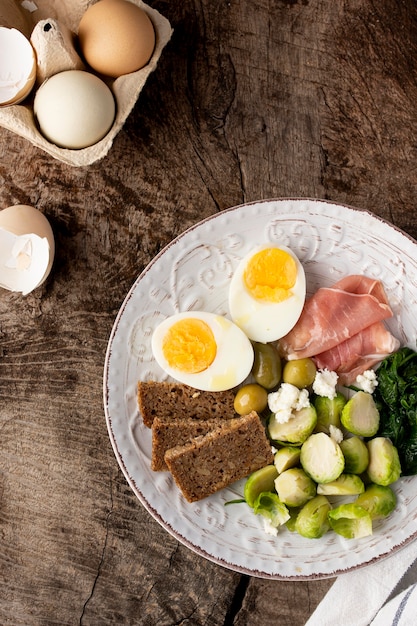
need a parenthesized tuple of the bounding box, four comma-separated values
(0, 0, 173, 167)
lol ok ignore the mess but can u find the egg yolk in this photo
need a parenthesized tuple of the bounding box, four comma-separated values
(244, 248, 297, 302)
(162, 318, 217, 374)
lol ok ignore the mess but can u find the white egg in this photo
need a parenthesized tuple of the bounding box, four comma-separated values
(151, 311, 254, 391)
(33, 70, 115, 149)
(228, 244, 306, 343)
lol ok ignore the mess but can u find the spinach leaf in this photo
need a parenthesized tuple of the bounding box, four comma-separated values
(374, 347, 417, 475)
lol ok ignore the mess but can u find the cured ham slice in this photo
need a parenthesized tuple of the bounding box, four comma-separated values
(279, 275, 394, 361)
(313, 321, 400, 385)
(331, 275, 390, 306)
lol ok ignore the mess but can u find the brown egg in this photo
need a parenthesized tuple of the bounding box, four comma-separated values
(78, 0, 156, 78)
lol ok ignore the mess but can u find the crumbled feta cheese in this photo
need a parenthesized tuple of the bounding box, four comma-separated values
(268, 383, 310, 413)
(312, 369, 338, 399)
(273, 408, 293, 424)
(329, 424, 344, 444)
(263, 518, 279, 536)
(295, 388, 310, 411)
(355, 369, 378, 394)
(267, 383, 310, 423)
(268, 383, 299, 413)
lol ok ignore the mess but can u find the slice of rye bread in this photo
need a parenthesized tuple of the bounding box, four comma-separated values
(137, 381, 236, 428)
(151, 416, 227, 472)
(164, 411, 274, 502)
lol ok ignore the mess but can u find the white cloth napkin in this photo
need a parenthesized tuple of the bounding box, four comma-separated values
(371, 582, 417, 625)
(306, 539, 417, 626)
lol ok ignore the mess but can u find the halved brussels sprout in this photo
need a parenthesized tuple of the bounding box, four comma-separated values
(267, 404, 317, 445)
(314, 392, 347, 434)
(253, 492, 290, 529)
(355, 484, 397, 520)
(340, 391, 380, 437)
(300, 432, 345, 483)
(328, 503, 373, 539)
(340, 436, 369, 474)
(274, 467, 316, 507)
(244, 465, 278, 508)
(366, 437, 401, 486)
(295, 495, 332, 539)
(317, 473, 365, 496)
(285, 507, 300, 532)
(274, 446, 301, 473)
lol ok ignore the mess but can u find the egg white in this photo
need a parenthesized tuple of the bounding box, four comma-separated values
(151, 311, 254, 391)
(228, 244, 306, 343)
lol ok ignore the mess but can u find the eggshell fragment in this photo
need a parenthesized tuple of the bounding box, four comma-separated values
(33, 70, 116, 149)
(0, 27, 36, 106)
(0, 205, 55, 295)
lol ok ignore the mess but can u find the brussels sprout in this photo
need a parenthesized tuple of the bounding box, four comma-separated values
(366, 437, 401, 486)
(282, 358, 317, 389)
(328, 503, 373, 539)
(252, 342, 282, 389)
(300, 432, 345, 483)
(234, 383, 268, 415)
(340, 436, 369, 474)
(285, 507, 300, 532)
(267, 405, 317, 445)
(340, 391, 380, 437)
(355, 484, 397, 520)
(274, 446, 301, 473)
(253, 492, 290, 528)
(314, 392, 347, 433)
(317, 473, 365, 496)
(244, 465, 278, 508)
(295, 495, 332, 539)
(274, 468, 316, 507)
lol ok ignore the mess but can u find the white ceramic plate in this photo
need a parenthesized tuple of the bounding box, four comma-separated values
(103, 198, 417, 580)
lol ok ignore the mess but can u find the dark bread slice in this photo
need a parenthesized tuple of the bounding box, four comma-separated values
(137, 381, 236, 428)
(151, 416, 226, 471)
(164, 411, 274, 502)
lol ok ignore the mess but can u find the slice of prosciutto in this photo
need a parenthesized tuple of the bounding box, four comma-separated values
(313, 321, 400, 385)
(279, 275, 394, 361)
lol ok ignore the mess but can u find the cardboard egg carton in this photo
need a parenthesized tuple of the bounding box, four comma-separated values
(0, 0, 172, 166)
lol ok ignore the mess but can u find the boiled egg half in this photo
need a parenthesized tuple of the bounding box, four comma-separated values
(151, 311, 254, 391)
(228, 244, 306, 343)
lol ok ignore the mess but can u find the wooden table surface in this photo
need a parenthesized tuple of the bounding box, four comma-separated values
(1, 0, 417, 624)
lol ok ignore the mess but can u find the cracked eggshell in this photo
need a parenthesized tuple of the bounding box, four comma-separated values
(0, 205, 55, 296)
(0, 27, 37, 106)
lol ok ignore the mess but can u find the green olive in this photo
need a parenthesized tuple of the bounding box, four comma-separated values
(282, 358, 317, 389)
(234, 383, 268, 415)
(252, 342, 282, 390)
